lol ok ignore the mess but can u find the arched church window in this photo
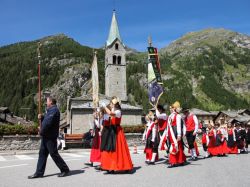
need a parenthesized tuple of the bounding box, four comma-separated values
(117, 56, 121, 65)
(113, 55, 116, 64)
(115, 43, 119, 50)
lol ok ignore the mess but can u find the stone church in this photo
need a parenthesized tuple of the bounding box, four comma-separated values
(64, 11, 143, 134)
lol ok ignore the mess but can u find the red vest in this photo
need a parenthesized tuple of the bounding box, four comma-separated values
(103, 120, 110, 126)
(185, 114, 195, 132)
(171, 114, 177, 127)
(158, 118, 167, 131)
(202, 134, 207, 144)
(110, 117, 121, 125)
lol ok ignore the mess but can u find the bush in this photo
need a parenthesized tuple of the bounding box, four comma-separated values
(122, 125, 145, 133)
(0, 124, 39, 135)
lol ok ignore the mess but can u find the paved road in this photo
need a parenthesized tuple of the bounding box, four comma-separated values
(0, 147, 250, 187)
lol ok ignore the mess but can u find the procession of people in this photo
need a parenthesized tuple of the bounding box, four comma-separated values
(28, 96, 249, 179)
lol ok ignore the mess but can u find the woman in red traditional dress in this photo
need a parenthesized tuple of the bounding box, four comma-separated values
(207, 124, 218, 156)
(142, 111, 159, 164)
(167, 101, 186, 168)
(227, 122, 238, 154)
(100, 97, 133, 174)
(85, 109, 102, 167)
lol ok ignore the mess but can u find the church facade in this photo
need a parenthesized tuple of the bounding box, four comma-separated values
(65, 11, 143, 134)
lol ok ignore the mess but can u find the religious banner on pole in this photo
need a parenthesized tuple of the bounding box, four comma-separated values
(147, 40, 164, 107)
(91, 51, 99, 108)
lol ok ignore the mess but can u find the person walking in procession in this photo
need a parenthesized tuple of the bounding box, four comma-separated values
(28, 96, 70, 179)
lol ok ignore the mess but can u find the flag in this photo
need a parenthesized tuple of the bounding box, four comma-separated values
(91, 52, 99, 108)
(147, 46, 163, 106)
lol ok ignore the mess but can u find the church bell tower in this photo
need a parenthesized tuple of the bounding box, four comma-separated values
(105, 10, 127, 101)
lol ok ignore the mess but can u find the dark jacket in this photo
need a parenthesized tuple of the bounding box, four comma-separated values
(40, 105, 60, 140)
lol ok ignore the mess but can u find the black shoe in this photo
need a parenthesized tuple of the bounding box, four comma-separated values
(188, 157, 197, 161)
(167, 164, 177, 168)
(145, 161, 150, 164)
(95, 165, 102, 171)
(28, 173, 43, 179)
(104, 170, 115, 174)
(147, 161, 155, 165)
(58, 170, 70, 177)
(85, 162, 93, 167)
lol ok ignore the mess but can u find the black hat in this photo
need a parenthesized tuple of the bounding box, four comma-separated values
(157, 104, 165, 112)
(181, 107, 189, 113)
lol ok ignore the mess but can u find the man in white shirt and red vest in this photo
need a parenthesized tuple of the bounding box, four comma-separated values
(183, 108, 199, 161)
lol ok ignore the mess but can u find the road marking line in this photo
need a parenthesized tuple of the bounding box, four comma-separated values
(64, 158, 81, 162)
(61, 153, 83, 158)
(0, 164, 28, 169)
(82, 152, 90, 155)
(15, 155, 34, 160)
(0, 156, 7, 161)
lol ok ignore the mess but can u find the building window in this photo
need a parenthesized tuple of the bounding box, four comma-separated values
(113, 55, 116, 64)
(115, 43, 119, 50)
(117, 56, 121, 65)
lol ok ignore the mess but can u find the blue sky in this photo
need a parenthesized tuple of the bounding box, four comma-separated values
(0, 0, 250, 51)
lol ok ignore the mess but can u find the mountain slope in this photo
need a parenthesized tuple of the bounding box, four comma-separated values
(127, 28, 250, 111)
(0, 34, 105, 120)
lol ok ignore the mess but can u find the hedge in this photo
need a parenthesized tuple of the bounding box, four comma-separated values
(122, 125, 145, 134)
(0, 124, 39, 135)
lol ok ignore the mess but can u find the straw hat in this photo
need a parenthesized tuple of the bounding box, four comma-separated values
(111, 97, 121, 105)
(172, 101, 180, 109)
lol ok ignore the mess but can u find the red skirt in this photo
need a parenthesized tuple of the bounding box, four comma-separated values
(221, 141, 228, 154)
(208, 145, 218, 156)
(101, 126, 133, 171)
(227, 143, 238, 154)
(144, 148, 159, 161)
(90, 129, 101, 163)
(169, 141, 186, 165)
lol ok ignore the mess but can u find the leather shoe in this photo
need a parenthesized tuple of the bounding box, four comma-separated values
(58, 170, 70, 177)
(28, 173, 43, 179)
(85, 162, 93, 167)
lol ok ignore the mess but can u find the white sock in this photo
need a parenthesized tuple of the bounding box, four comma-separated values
(192, 148, 197, 157)
(205, 151, 209, 158)
(151, 153, 157, 162)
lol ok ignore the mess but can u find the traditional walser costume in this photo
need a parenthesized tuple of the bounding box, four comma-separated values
(183, 108, 199, 161)
(167, 101, 186, 168)
(201, 127, 210, 158)
(215, 124, 227, 156)
(143, 112, 160, 165)
(235, 123, 244, 153)
(85, 110, 102, 167)
(100, 97, 133, 174)
(207, 124, 218, 156)
(227, 122, 238, 154)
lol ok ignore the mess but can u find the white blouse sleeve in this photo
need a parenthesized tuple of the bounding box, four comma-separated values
(114, 110, 121, 118)
(176, 114, 182, 137)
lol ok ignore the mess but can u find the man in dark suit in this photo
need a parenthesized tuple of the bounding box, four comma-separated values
(28, 96, 70, 179)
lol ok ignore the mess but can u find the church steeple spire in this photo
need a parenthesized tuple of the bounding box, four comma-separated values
(106, 10, 122, 47)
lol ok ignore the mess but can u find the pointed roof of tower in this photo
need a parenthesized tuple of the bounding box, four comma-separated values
(106, 10, 122, 47)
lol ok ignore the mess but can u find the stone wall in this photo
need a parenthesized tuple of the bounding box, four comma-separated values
(0, 135, 41, 151)
(0, 133, 143, 151)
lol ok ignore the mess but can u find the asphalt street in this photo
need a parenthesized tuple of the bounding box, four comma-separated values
(0, 147, 250, 187)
